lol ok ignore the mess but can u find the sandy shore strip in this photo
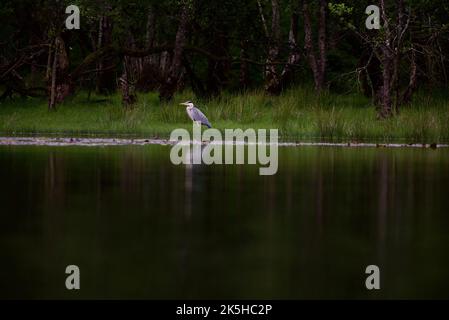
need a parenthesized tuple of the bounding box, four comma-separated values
(0, 137, 448, 148)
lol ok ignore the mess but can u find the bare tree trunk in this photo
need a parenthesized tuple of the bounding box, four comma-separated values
(96, 16, 103, 92)
(402, 48, 417, 104)
(317, 0, 327, 89)
(392, 0, 406, 114)
(96, 8, 116, 94)
(262, 0, 302, 95)
(279, 6, 301, 89)
(380, 48, 393, 118)
(45, 43, 53, 81)
(257, 0, 269, 38)
(239, 40, 250, 90)
(46, 42, 53, 81)
(303, 1, 318, 88)
(159, 52, 168, 77)
(159, 4, 190, 102)
(264, 0, 281, 95)
(48, 39, 58, 111)
(378, 0, 394, 118)
(145, 6, 155, 68)
(52, 36, 72, 108)
(47, 36, 71, 110)
(55, 38, 70, 102)
(120, 31, 141, 107)
(145, 7, 155, 50)
(119, 58, 136, 108)
(303, 0, 327, 91)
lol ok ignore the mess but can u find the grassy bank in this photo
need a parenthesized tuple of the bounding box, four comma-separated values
(1, 87, 449, 143)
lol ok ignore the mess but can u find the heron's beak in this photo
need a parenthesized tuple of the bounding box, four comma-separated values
(179, 102, 186, 106)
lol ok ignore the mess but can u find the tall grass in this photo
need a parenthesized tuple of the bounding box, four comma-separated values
(1, 87, 448, 143)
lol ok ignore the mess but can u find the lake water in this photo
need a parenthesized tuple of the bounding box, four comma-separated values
(1, 145, 449, 299)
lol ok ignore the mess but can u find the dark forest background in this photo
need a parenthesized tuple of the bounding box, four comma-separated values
(1, 0, 448, 118)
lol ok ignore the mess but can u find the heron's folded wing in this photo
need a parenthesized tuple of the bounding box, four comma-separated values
(193, 108, 212, 127)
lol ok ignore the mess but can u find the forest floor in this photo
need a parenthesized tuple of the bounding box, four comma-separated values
(1, 87, 449, 144)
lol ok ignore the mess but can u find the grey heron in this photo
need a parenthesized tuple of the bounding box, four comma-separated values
(180, 101, 212, 128)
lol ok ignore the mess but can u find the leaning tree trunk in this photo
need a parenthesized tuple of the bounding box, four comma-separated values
(48, 39, 58, 110)
(402, 48, 418, 105)
(46, 42, 53, 82)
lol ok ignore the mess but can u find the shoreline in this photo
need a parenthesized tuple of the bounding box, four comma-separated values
(0, 137, 448, 149)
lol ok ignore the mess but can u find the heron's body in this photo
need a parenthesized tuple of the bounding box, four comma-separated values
(180, 101, 212, 128)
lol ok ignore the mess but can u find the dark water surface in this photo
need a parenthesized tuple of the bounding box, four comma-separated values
(1, 145, 449, 299)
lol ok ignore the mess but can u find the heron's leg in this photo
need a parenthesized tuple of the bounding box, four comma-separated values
(195, 121, 208, 143)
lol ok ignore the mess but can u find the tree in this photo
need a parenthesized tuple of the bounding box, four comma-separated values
(159, 2, 191, 102)
(303, 0, 327, 92)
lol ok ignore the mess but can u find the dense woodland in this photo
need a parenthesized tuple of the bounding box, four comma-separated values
(1, 0, 448, 119)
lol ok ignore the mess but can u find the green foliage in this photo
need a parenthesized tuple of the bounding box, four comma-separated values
(328, 2, 353, 16)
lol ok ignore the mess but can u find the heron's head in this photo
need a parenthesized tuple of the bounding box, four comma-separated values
(179, 100, 194, 107)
